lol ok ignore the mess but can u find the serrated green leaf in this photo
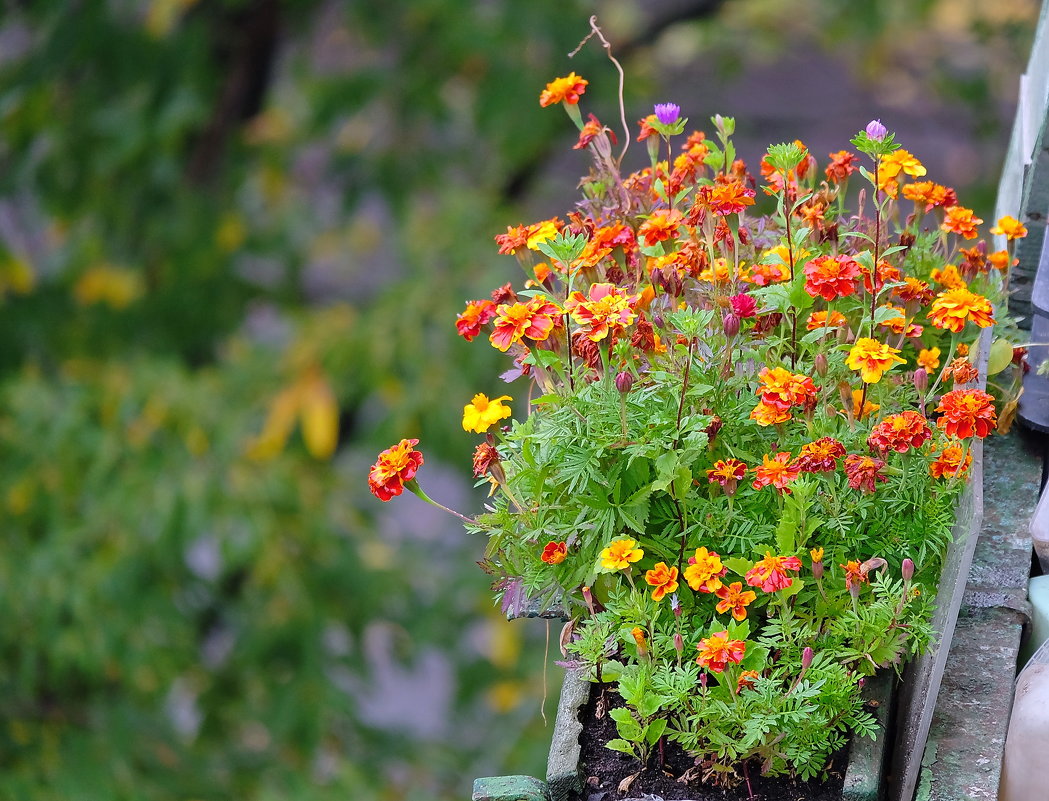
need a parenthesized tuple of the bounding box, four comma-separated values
(605, 738, 637, 755)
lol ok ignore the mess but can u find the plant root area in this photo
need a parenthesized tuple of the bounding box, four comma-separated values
(569, 682, 849, 801)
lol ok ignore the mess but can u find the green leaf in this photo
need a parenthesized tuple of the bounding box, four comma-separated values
(723, 557, 752, 577)
(873, 305, 903, 325)
(781, 576, 805, 599)
(987, 337, 1013, 375)
(646, 717, 668, 745)
(605, 738, 637, 755)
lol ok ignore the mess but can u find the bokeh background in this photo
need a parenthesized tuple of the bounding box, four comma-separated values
(0, 1, 1037, 799)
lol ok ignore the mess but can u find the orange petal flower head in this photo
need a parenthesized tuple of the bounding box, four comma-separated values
(684, 546, 726, 593)
(902, 181, 956, 212)
(841, 560, 869, 591)
(751, 452, 800, 493)
(930, 264, 968, 291)
(564, 283, 638, 342)
(844, 454, 888, 493)
(846, 338, 906, 384)
(806, 310, 848, 331)
(867, 411, 932, 454)
(696, 631, 746, 673)
(462, 394, 512, 434)
(750, 401, 792, 427)
(541, 541, 568, 565)
(368, 439, 424, 501)
(941, 206, 983, 239)
(935, 389, 996, 439)
(930, 441, 973, 479)
(756, 366, 819, 411)
(825, 150, 859, 183)
(698, 180, 756, 216)
(638, 208, 684, 247)
(990, 215, 1028, 240)
(944, 357, 980, 386)
(847, 388, 881, 421)
(707, 458, 748, 495)
(456, 300, 497, 342)
(803, 255, 861, 301)
(600, 538, 644, 571)
(489, 295, 561, 352)
(715, 582, 757, 621)
(917, 347, 941, 372)
(539, 72, 588, 107)
(645, 562, 680, 601)
(745, 551, 802, 593)
(928, 288, 995, 334)
(895, 277, 935, 306)
(793, 437, 846, 473)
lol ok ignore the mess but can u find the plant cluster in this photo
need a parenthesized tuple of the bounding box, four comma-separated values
(370, 69, 1025, 784)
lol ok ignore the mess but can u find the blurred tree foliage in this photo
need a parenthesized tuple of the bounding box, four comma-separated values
(0, 0, 1038, 798)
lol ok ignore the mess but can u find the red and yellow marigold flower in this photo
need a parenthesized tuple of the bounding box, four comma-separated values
(564, 283, 638, 342)
(541, 541, 567, 565)
(715, 582, 757, 621)
(877, 304, 923, 338)
(600, 538, 644, 571)
(472, 442, 502, 479)
(793, 437, 846, 473)
(803, 254, 861, 301)
(928, 288, 995, 333)
(941, 206, 983, 239)
(844, 454, 888, 493)
(707, 459, 748, 493)
(368, 438, 424, 501)
(462, 393, 512, 434)
(638, 208, 684, 247)
(917, 347, 941, 372)
(645, 562, 680, 601)
(806, 310, 848, 331)
(902, 181, 956, 212)
(825, 150, 859, 183)
(489, 296, 561, 351)
(750, 401, 792, 426)
(988, 250, 1014, 272)
(867, 411, 932, 454)
(495, 225, 530, 255)
(746, 551, 802, 593)
(895, 277, 935, 305)
(698, 180, 756, 216)
(990, 215, 1028, 240)
(456, 300, 497, 342)
(846, 388, 881, 420)
(935, 389, 996, 439)
(526, 218, 562, 251)
(539, 72, 588, 107)
(841, 560, 869, 591)
(846, 338, 906, 384)
(752, 452, 800, 493)
(930, 441, 973, 479)
(944, 357, 980, 386)
(930, 264, 967, 290)
(696, 631, 746, 673)
(756, 366, 818, 411)
(684, 547, 726, 593)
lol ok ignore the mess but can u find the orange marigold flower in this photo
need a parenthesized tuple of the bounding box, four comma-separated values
(539, 72, 588, 107)
(490, 296, 561, 351)
(793, 437, 846, 473)
(941, 206, 983, 239)
(928, 288, 995, 334)
(565, 283, 638, 342)
(574, 113, 615, 150)
(495, 225, 530, 255)
(756, 366, 819, 411)
(684, 547, 726, 594)
(825, 150, 859, 182)
(930, 441, 973, 479)
(861, 260, 901, 294)
(472, 441, 501, 479)
(841, 560, 869, 591)
(456, 299, 497, 342)
(917, 347, 941, 372)
(846, 338, 906, 384)
(803, 254, 861, 301)
(810, 546, 824, 563)
(847, 388, 881, 421)
(935, 389, 996, 439)
(645, 562, 680, 602)
(715, 582, 757, 621)
(698, 180, 756, 216)
(988, 249, 1014, 272)
(868, 411, 932, 454)
(368, 438, 424, 501)
(737, 669, 761, 692)
(930, 264, 967, 290)
(902, 181, 956, 212)
(990, 215, 1028, 240)
(894, 277, 935, 305)
(806, 310, 849, 331)
(600, 538, 644, 571)
(707, 458, 748, 491)
(636, 114, 660, 142)
(957, 343, 970, 357)
(541, 541, 568, 565)
(750, 401, 792, 427)
(943, 357, 979, 386)
(638, 208, 684, 247)
(844, 454, 888, 493)
(696, 631, 746, 673)
(526, 218, 563, 251)
(462, 393, 512, 434)
(745, 551, 802, 593)
(877, 304, 923, 338)
(878, 149, 926, 197)
(751, 452, 800, 494)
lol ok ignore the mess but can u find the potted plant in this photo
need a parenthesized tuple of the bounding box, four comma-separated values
(367, 58, 1024, 801)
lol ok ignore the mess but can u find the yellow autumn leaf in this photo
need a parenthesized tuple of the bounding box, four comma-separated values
(300, 371, 339, 460)
(247, 386, 300, 461)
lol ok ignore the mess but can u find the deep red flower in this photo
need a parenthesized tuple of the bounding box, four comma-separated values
(843, 454, 888, 493)
(867, 411, 932, 454)
(935, 389, 997, 439)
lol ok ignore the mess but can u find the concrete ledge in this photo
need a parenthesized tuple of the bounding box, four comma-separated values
(843, 671, 895, 801)
(545, 669, 589, 801)
(472, 775, 551, 801)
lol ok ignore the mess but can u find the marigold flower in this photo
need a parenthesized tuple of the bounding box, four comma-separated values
(988, 249, 1014, 272)
(868, 411, 932, 454)
(935, 389, 996, 439)
(750, 401, 792, 426)
(746, 551, 802, 593)
(715, 582, 757, 621)
(876, 304, 923, 339)
(878, 149, 926, 197)
(526, 219, 562, 250)
(368, 438, 424, 501)
(861, 260, 901, 294)
(944, 357, 979, 386)
(895, 277, 935, 305)
(902, 181, 956, 212)
(844, 454, 888, 493)
(930, 264, 967, 290)
(825, 150, 859, 182)
(803, 255, 861, 301)
(747, 259, 790, 287)
(917, 347, 941, 372)
(539, 72, 588, 107)
(638, 208, 684, 247)
(495, 225, 530, 255)
(793, 437, 846, 473)
(541, 541, 567, 565)
(707, 458, 748, 493)
(564, 283, 638, 342)
(462, 394, 512, 434)
(841, 560, 869, 591)
(847, 388, 880, 420)
(631, 626, 648, 657)
(472, 441, 501, 479)
(737, 669, 761, 692)
(600, 538, 644, 571)
(846, 338, 906, 384)
(806, 310, 848, 331)
(751, 452, 800, 493)
(928, 288, 995, 334)
(941, 206, 983, 239)
(957, 343, 970, 357)
(990, 215, 1028, 240)
(456, 300, 497, 342)
(645, 562, 680, 601)
(490, 296, 561, 351)
(930, 441, 973, 479)
(696, 631, 746, 673)
(684, 547, 726, 593)
(636, 114, 660, 142)
(698, 180, 756, 216)
(574, 113, 615, 150)
(756, 366, 818, 411)
(810, 546, 824, 563)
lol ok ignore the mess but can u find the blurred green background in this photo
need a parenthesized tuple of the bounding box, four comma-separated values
(0, 1, 1036, 798)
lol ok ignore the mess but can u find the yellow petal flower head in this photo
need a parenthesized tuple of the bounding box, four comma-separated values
(600, 538, 644, 571)
(990, 215, 1028, 241)
(462, 394, 513, 434)
(846, 338, 906, 384)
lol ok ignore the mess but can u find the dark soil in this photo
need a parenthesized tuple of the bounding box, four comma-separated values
(569, 682, 849, 801)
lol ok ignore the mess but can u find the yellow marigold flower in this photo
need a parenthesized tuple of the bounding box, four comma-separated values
(600, 538, 644, 571)
(990, 215, 1028, 240)
(846, 338, 906, 384)
(941, 206, 983, 240)
(539, 73, 588, 107)
(644, 562, 679, 602)
(684, 547, 725, 593)
(930, 264, 967, 290)
(928, 288, 996, 334)
(878, 149, 926, 197)
(810, 547, 824, 563)
(462, 394, 513, 434)
(526, 219, 562, 250)
(917, 347, 941, 372)
(847, 389, 880, 420)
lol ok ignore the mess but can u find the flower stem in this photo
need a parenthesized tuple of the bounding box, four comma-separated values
(407, 481, 477, 525)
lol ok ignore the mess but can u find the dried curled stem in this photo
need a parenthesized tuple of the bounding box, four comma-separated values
(569, 16, 630, 165)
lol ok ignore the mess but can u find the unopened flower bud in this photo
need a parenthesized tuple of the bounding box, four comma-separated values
(653, 313, 665, 329)
(865, 119, 887, 142)
(723, 312, 740, 338)
(700, 671, 708, 689)
(631, 626, 649, 658)
(812, 560, 824, 581)
(814, 352, 828, 376)
(654, 102, 681, 126)
(801, 646, 814, 671)
(674, 632, 684, 655)
(913, 368, 928, 394)
(902, 558, 914, 582)
(850, 582, 861, 601)
(615, 371, 634, 394)
(581, 585, 596, 616)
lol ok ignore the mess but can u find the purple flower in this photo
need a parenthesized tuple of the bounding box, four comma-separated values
(865, 119, 887, 141)
(654, 103, 681, 126)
